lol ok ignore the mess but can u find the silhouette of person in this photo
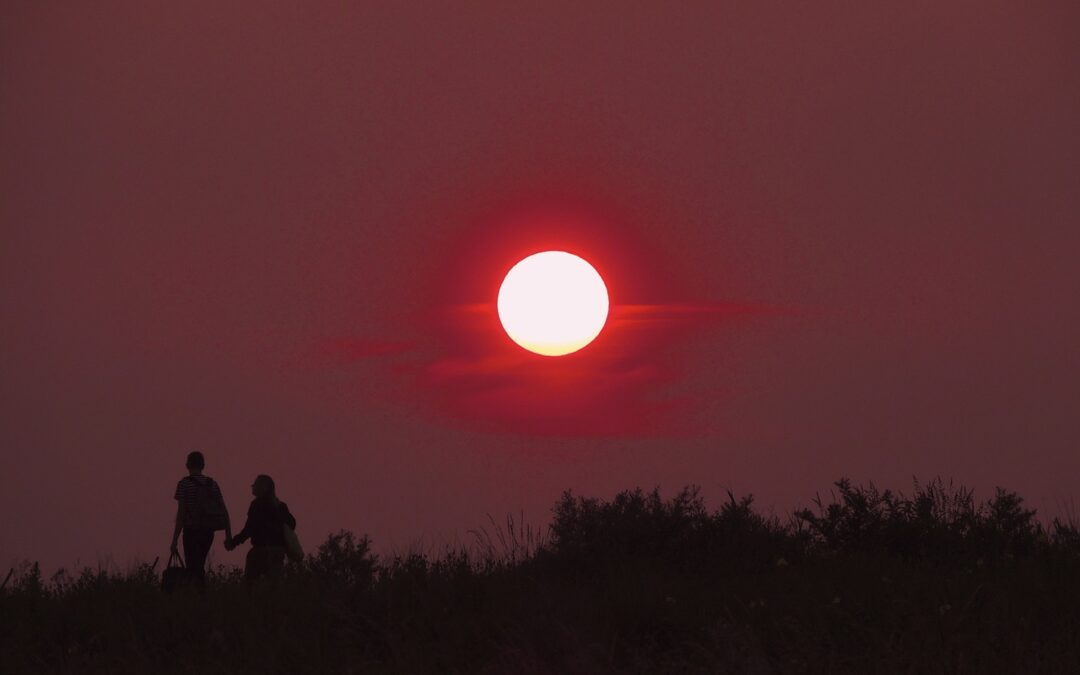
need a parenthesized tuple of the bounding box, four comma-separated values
(170, 451, 232, 588)
(225, 474, 296, 581)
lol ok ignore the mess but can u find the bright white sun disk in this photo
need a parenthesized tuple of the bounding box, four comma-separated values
(497, 251, 609, 356)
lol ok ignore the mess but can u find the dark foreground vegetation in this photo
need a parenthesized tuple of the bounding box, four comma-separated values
(3, 478, 1080, 674)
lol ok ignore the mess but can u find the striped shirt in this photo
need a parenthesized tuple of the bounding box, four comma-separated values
(174, 475, 225, 522)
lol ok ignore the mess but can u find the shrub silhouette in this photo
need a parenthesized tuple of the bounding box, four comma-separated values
(794, 477, 1047, 562)
(548, 486, 707, 563)
(303, 529, 377, 592)
(547, 486, 799, 574)
(1052, 516, 1080, 554)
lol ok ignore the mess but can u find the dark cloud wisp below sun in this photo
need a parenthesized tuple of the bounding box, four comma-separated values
(311, 301, 785, 437)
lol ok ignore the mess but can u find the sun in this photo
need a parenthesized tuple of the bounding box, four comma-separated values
(497, 251, 609, 356)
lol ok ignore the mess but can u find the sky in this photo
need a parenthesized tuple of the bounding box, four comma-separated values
(2, 2, 1079, 571)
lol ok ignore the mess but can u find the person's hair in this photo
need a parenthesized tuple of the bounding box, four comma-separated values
(255, 474, 279, 504)
(186, 451, 205, 470)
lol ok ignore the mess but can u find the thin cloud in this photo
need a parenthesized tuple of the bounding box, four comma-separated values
(312, 301, 782, 437)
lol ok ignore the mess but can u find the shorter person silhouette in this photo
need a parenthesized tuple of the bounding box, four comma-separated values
(225, 474, 296, 581)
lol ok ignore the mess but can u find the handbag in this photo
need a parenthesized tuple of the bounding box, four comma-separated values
(161, 551, 188, 592)
(283, 523, 304, 562)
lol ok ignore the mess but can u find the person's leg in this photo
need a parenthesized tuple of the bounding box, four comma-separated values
(245, 546, 265, 581)
(196, 530, 215, 585)
(183, 529, 214, 587)
(266, 546, 286, 578)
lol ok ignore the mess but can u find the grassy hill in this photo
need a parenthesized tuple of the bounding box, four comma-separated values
(2, 478, 1079, 674)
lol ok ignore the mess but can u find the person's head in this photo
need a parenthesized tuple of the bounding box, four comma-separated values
(252, 474, 276, 499)
(186, 451, 205, 474)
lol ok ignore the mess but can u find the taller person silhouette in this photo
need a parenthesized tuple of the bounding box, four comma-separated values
(170, 451, 232, 588)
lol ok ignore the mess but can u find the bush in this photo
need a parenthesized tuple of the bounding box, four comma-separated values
(794, 477, 1046, 562)
(302, 529, 377, 592)
(547, 486, 797, 574)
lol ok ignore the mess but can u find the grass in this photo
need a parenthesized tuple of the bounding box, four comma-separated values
(2, 478, 1079, 674)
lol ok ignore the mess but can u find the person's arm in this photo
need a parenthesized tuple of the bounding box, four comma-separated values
(215, 481, 233, 541)
(232, 503, 255, 545)
(170, 501, 185, 554)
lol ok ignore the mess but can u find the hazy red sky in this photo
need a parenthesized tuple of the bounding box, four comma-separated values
(3, 2, 1079, 570)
